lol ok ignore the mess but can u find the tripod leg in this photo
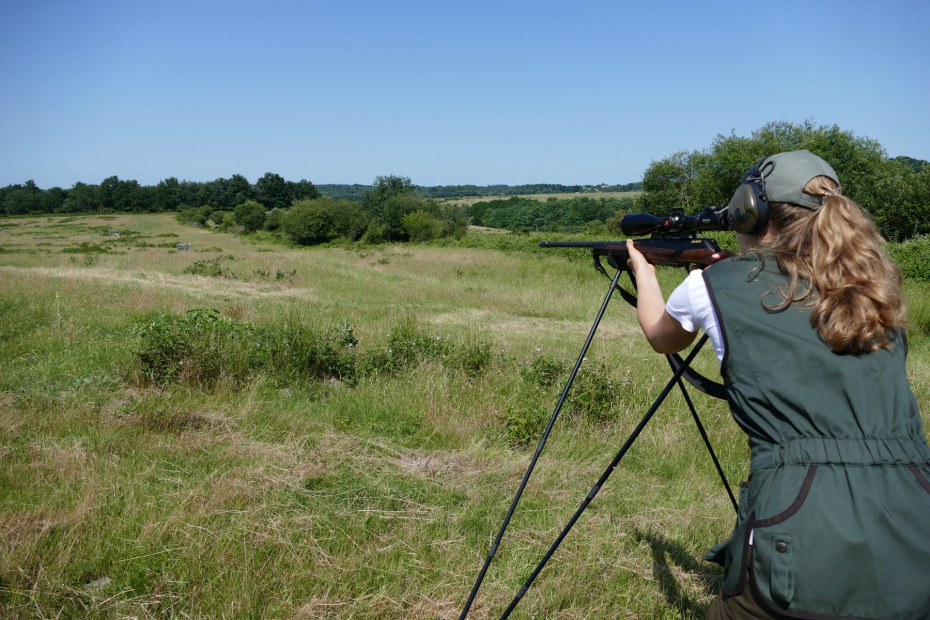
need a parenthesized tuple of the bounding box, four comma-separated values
(666, 349, 738, 512)
(498, 341, 707, 619)
(459, 267, 625, 620)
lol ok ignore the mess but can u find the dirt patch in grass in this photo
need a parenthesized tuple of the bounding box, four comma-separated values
(0, 265, 315, 301)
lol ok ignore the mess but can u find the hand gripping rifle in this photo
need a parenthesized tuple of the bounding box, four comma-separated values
(459, 206, 737, 619)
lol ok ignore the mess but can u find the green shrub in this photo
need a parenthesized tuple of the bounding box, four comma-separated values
(906, 283, 930, 337)
(234, 200, 266, 232)
(888, 236, 930, 282)
(521, 355, 566, 388)
(450, 338, 493, 378)
(565, 359, 630, 424)
(503, 402, 548, 449)
(362, 319, 449, 375)
(360, 319, 494, 378)
(359, 221, 386, 245)
(264, 207, 285, 231)
(208, 210, 231, 226)
(182, 255, 237, 278)
(500, 355, 618, 444)
(256, 320, 358, 384)
(62, 241, 110, 254)
(402, 210, 445, 242)
(133, 308, 358, 389)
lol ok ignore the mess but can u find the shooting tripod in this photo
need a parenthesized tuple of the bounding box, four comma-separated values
(459, 253, 737, 619)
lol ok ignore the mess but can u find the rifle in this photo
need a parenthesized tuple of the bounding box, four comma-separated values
(539, 206, 730, 275)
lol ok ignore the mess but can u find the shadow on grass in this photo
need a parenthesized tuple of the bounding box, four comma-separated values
(634, 530, 723, 619)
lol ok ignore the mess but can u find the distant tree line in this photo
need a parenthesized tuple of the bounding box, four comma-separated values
(175, 175, 468, 245)
(0, 173, 320, 216)
(415, 182, 642, 199)
(316, 182, 642, 201)
(468, 196, 636, 232)
(637, 121, 930, 241)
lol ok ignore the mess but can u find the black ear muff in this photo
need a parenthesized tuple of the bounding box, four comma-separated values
(727, 162, 771, 234)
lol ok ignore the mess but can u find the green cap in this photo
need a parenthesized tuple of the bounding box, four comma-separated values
(757, 150, 839, 209)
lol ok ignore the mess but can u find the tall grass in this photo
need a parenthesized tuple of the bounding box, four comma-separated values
(0, 213, 926, 619)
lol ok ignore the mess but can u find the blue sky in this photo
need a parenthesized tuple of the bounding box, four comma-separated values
(2, 0, 929, 188)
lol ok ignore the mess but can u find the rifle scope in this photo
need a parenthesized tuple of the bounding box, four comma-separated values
(620, 206, 730, 236)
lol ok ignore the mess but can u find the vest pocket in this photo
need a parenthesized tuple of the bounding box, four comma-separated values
(767, 534, 794, 607)
(748, 465, 817, 608)
(752, 465, 817, 529)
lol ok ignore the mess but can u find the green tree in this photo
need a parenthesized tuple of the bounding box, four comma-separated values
(234, 200, 267, 232)
(870, 158, 930, 240)
(256, 172, 292, 211)
(155, 177, 182, 211)
(62, 182, 100, 213)
(98, 176, 119, 211)
(402, 210, 445, 242)
(289, 179, 321, 201)
(636, 151, 707, 213)
(1, 181, 42, 214)
(41, 187, 67, 213)
(636, 121, 922, 241)
(227, 174, 254, 206)
(362, 176, 435, 241)
(264, 207, 285, 231)
(280, 198, 338, 245)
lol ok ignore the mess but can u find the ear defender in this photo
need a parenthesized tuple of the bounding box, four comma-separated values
(727, 161, 771, 235)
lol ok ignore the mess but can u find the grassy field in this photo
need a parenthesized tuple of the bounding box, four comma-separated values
(1, 213, 928, 619)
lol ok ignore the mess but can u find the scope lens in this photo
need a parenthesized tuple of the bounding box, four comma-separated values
(620, 213, 665, 236)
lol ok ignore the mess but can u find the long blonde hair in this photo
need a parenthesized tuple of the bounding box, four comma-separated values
(760, 176, 906, 354)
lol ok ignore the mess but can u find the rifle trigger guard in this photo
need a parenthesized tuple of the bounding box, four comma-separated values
(590, 250, 609, 279)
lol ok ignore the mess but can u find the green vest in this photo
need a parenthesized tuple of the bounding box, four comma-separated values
(702, 256, 930, 619)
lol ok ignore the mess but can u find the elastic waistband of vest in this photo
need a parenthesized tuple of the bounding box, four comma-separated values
(751, 437, 930, 470)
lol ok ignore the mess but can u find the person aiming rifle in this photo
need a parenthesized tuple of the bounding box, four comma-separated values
(626, 150, 930, 618)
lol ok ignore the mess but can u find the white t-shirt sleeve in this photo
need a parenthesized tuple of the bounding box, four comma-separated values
(665, 269, 725, 365)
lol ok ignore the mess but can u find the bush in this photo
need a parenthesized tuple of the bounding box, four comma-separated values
(503, 402, 548, 449)
(208, 210, 231, 227)
(360, 319, 494, 378)
(365, 319, 450, 374)
(888, 236, 930, 282)
(134, 308, 359, 389)
(281, 198, 369, 245)
(234, 200, 266, 232)
(565, 359, 630, 424)
(521, 355, 566, 388)
(402, 210, 445, 242)
(906, 284, 930, 337)
(360, 221, 387, 245)
(264, 207, 285, 231)
(182, 255, 237, 279)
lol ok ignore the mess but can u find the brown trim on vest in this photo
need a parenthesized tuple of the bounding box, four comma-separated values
(723, 466, 818, 599)
(747, 567, 878, 620)
(910, 465, 930, 495)
(723, 508, 755, 598)
(742, 465, 880, 619)
(753, 465, 818, 528)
